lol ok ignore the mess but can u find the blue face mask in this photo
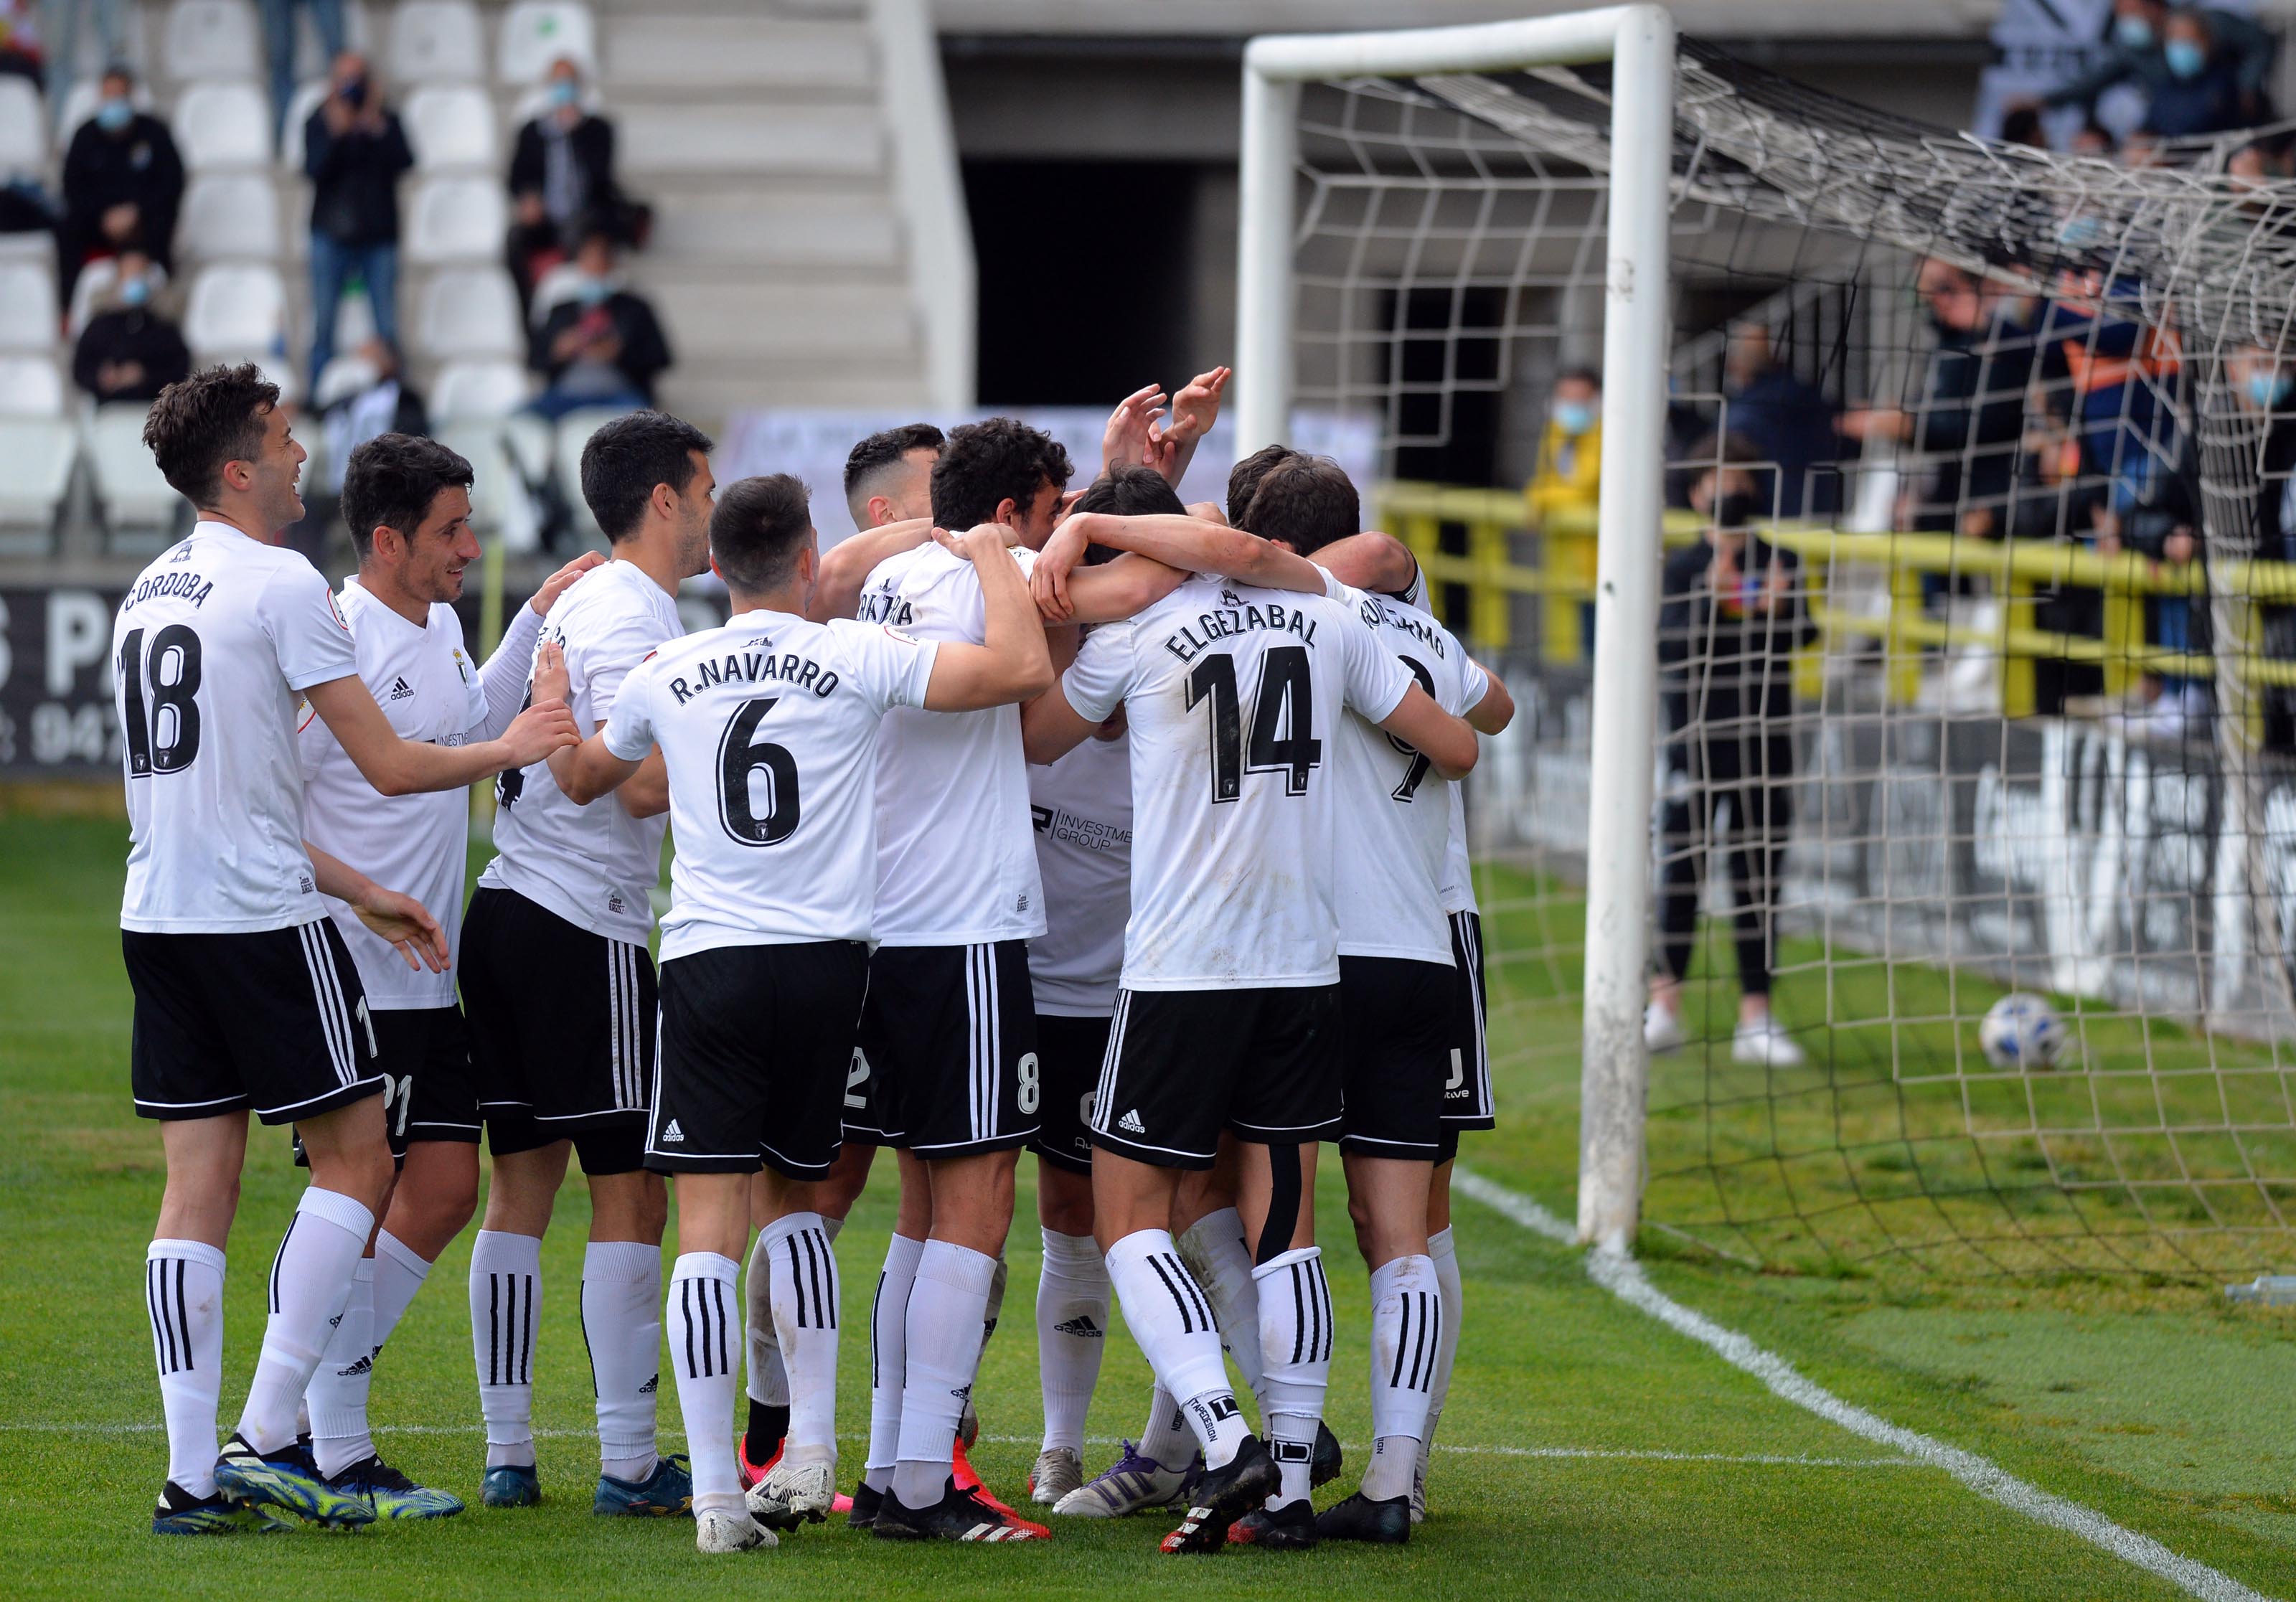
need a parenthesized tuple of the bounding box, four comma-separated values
(1554, 400, 1596, 436)
(2164, 37, 2206, 78)
(95, 97, 132, 132)
(577, 275, 612, 307)
(119, 274, 149, 308)
(2114, 13, 2155, 49)
(2249, 370, 2291, 410)
(547, 80, 579, 109)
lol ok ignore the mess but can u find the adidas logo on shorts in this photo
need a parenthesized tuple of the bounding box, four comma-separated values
(387, 675, 415, 702)
(1053, 1315, 1104, 1339)
(1119, 1109, 1146, 1134)
(662, 1119, 684, 1143)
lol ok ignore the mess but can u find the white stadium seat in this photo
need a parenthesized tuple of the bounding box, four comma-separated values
(527, 260, 587, 328)
(67, 260, 172, 339)
(390, 1, 485, 84)
(0, 356, 64, 416)
(405, 175, 507, 263)
(177, 173, 282, 261)
(172, 81, 271, 171)
(278, 77, 331, 169)
(498, 1, 596, 84)
(0, 77, 44, 179)
(430, 359, 532, 423)
(52, 78, 157, 142)
(163, 0, 261, 80)
(403, 83, 499, 171)
(435, 419, 539, 549)
(184, 263, 286, 354)
(0, 260, 57, 349)
(0, 417, 77, 551)
(88, 402, 186, 545)
(555, 405, 636, 547)
(417, 267, 522, 360)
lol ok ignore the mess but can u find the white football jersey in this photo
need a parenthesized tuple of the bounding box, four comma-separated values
(1027, 728, 1131, 1017)
(857, 541, 1045, 946)
(601, 608, 938, 962)
(114, 522, 358, 933)
(1322, 577, 1487, 965)
(298, 580, 529, 1008)
(479, 559, 681, 944)
(1441, 786, 1477, 916)
(1063, 573, 1413, 990)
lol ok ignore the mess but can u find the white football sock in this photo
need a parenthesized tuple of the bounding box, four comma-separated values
(469, 1229, 541, 1469)
(370, 1229, 430, 1354)
(981, 1248, 1008, 1354)
(893, 1240, 994, 1509)
(760, 1212, 840, 1466)
(1365, 1253, 1438, 1501)
(237, 1187, 373, 1454)
(864, 1233, 923, 1492)
(1137, 1385, 1195, 1472)
(147, 1239, 225, 1497)
(668, 1252, 743, 1516)
(1423, 1226, 1462, 1483)
(584, 1240, 663, 1484)
(743, 1227, 789, 1410)
(1104, 1229, 1249, 1469)
(1177, 1207, 1266, 1403)
(1252, 1245, 1335, 1509)
(306, 1257, 377, 1476)
(1035, 1228, 1109, 1455)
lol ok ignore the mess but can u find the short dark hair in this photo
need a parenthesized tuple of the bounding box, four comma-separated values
(1557, 365, 1601, 389)
(930, 417, 1072, 529)
(710, 474, 814, 593)
(579, 410, 714, 542)
(342, 433, 474, 558)
(1243, 456, 1359, 557)
(142, 363, 278, 506)
(843, 423, 946, 509)
(1683, 430, 1765, 471)
(1226, 443, 1297, 529)
(1075, 465, 1186, 566)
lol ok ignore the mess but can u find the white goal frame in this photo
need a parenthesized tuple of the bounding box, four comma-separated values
(1236, 7, 1678, 1252)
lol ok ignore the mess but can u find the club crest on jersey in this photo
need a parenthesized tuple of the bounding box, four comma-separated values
(1161, 599, 1317, 663)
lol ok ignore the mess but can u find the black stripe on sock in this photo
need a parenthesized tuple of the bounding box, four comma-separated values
(270, 1215, 298, 1316)
(519, 1274, 535, 1385)
(870, 1271, 885, 1389)
(1144, 1253, 1196, 1335)
(815, 1231, 837, 1330)
(1389, 1284, 1411, 1390)
(802, 1230, 828, 1332)
(1406, 1290, 1430, 1390)
(1422, 1289, 1441, 1393)
(713, 1278, 731, 1377)
(147, 1261, 176, 1374)
(174, 1260, 192, 1373)
(786, 1234, 807, 1329)
(1289, 1263, 1307, 1365)
(488, 1273, 501, 1385)
(1311, 1258, 1333, 1362)
(682, 1277, 698, 1380)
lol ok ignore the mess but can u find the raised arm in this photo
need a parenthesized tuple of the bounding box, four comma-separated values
(307, 674, 576, 796)
(1378, 684, 1479, 781)
(1145, 366, 1229, 486)
(921, 524, 1055, 712)
(1033, 512, 1327, 621)
(807, 517, 935, 623)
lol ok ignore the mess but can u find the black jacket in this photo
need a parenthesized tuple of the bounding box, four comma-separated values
(1908, 314, 2038, 532)
(1658, 533, 1815, 735)
(531, 291, 672, 402)
(62, 113, 183, 258)
(507, 113, 617, 222)
(304, 107, 414, 246)
(72, 307, 191, 402)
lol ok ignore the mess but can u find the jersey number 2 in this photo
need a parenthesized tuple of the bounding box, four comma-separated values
(1185, 645, 1320, 802)
(718, 697, 801, 846)
(118, 625, 203, 776)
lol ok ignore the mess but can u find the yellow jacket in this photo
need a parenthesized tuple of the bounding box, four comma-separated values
(1526, 418, 1601, 525)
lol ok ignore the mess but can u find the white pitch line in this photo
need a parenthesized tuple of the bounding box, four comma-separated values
(1453, 1167, 2276, 1602)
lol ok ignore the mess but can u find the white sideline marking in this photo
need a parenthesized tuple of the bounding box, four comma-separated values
(1453, 1167, 2276, 1602)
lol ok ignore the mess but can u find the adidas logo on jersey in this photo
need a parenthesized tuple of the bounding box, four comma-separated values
(386, 676, 415, 702)
(1119, 1109, 1146, 1134)
(662, 1119, 684, 1143)
(1053, 1315, 1104, 1339)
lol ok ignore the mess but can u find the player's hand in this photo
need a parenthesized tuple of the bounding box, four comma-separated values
(530, 639, 571, 707)
(1101, 383, 1165, 476)
(502, 698, 578, 766)
(1147, 365, 1229, 477)
(528, 550, 604, 616)
(1032, 515, 1092, 621)
(352, 885, 451, 974)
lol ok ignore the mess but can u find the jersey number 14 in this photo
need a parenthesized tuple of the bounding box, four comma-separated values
(1185, 646, 1321, 803)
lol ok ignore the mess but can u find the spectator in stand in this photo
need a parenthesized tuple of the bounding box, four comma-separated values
(39, 0, 124, 102)
(57, 67, 182, 306)
(0, 1, 43, 83)
(1721, 321, 1838, 518)
(260, 0, 345, 146)
(506, 57, 641, 314)
(523, 223, 670, 421)
(1526, 366, 1602, 656)
(71, 248, 188, 403)
(1999, 414, 2111, 714)
(304, 50, 412, 390)
(2070, 120, 2119, 159)
(2042, 0, 2274, 137)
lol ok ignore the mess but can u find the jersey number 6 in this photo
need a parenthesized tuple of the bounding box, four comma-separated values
(718, 697, 801, 846)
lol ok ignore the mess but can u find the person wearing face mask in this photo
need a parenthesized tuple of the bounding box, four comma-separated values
(1646, 433, 1814, 1069)
(506, 57, 639, 315)
(2038, 0, 2274, 137)
(59, 66, 182, 307)
(1526, 367, 1603, 657)
(71, 247, 188, 403)
(524, 224, 672, 423)
(304, 50, 413, 389)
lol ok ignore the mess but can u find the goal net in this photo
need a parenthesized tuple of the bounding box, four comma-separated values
(1253, 17, 2296, 1276)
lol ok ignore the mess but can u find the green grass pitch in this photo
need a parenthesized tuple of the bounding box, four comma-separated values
(6, 811, 2296, 1598)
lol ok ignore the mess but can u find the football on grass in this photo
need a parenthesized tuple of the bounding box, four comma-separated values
(1980, 993, 2064, 1071)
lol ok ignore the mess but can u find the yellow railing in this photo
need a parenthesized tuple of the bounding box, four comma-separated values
(1373, 481, 2296, 730)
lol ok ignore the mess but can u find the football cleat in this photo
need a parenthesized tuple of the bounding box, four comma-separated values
(1225, 1499, 1319, 1550)
(1028, 1446, 1084, 1507)
(326, 1455, 464, 1519)
(481, 1462, 540, 1508)
(1311, 1420, 1342, 1488)
(151, 1479, 287, 1535)
(951, 1438, 1026, 1522)
(736, 1438, 779, 1493)
(695, 1506, 775, 1553)
(748, 1458, 835, 1530)
(872, 1477, 1050, 1542)
(1053, 1441, 1196, 1517)
(846, 1481, 882, 1531)
(1158, 1436, 1276, 1555)
(213, 1433, 374, 1529)
(1314, 1490, 1412, 1545)
(593, 1452, 692, 1517)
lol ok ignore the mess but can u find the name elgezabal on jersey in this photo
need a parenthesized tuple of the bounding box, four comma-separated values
(1162, 590, 1320, 664)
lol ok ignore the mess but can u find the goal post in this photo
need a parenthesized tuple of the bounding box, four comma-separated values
(1236, 7, 1679, 1252)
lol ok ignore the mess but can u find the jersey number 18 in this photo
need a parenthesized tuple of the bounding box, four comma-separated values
(118, 625, 204, 776)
